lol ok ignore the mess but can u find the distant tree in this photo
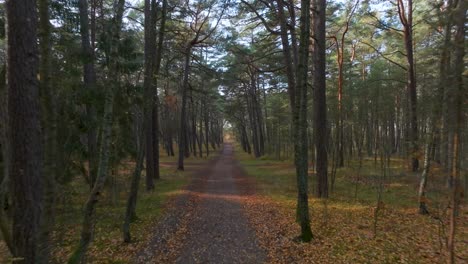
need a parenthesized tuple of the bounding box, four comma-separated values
(396, 0, 419, 172)
(329, 0, 359, 168)
(178, 0, 226, 170)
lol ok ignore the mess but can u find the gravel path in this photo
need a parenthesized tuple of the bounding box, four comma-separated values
(135, 143, 265, 264)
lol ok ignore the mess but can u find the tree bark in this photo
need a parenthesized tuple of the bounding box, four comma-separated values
(151, 0, 167, 179)
(144, 0, 156, 190)
(0, 65, 12, 254)
(447, 1, 465, 262)
(6, 0, 43, 262)
(276, 0, 296, 110)
(38, 0, 56, 261)
(397, 0, 419, 172)
(294, 0, 313, 242)
(418, 128, 431, 215)
(440, 0, 453, 171)
(313, 0, 329, 198)
(178, 45, 192, 170)
(78, 0, 98, 188)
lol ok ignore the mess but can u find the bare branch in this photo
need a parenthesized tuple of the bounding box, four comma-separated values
(360, 41, 408, 71)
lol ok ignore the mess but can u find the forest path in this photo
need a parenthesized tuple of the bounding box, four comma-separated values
(135, 143, 266, 264)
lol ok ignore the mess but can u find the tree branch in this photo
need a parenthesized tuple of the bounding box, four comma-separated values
(360, 41, 407, 71)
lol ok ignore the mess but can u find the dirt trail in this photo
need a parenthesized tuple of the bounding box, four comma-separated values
(135, 143, 265, 264)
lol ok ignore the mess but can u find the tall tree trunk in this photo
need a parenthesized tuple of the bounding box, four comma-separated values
(246, 85, 260, 157)
(313, 0, 329, 198)
(6, 0, 43, 262)
(447, 1, 465, 262)
(123, 0, 166, 241)
(38, 0, 56, 261)
(397, 0, 419, 171)
(144, 0, 155, 190)
(294, 0, 313, 242)
(151, 0, 167, 179)
(178, 45, 192, 170)
(332, 2, 357, 167)
(78, 0, 98, 188)
(252, 77, 265, 156)
(441, 0, 454, 171)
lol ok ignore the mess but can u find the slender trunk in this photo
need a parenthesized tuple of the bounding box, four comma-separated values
(204, 103, 210, 156)
(441, 0, 453, 171)
(7, 0, 43, 262)
(418, 129, 431, 215)
(335, 38, 345, 168)
(276, 0, 296, 110)
(152, 0, 167, 179)
(198, 103, 204, 157)
(313, 0, 328, 198)
(68, 1, 125, 262)
(78, 0, 98, 188)
(123, 0, 167, 240)
(178, 45, 192, 170)
(397, 0, 419, 171)
(252, 80, 265, 156)
(68, 90, 114, 264)
(447, 1, 465, 262)
(294, 0, 313, 242)
(122, 121, 145, 242)
(144, 0, 155, 189)
(246, 86, 260, 157)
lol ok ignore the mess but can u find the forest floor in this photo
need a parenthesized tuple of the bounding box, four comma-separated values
(1, 144, 467, 263)
(0, 150, 217, 263)
(237, 148, 468, 263)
